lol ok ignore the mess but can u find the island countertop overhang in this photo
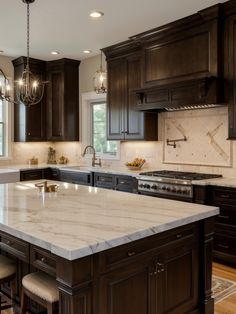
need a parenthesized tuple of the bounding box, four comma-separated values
(0, 181, 219, 260)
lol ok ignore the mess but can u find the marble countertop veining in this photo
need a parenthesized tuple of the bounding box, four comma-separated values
(0, 181, 219, 261)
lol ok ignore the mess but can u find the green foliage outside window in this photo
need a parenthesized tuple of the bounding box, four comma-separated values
(92, 103, 117, 156)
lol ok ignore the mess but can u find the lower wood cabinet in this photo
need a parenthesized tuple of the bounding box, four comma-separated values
(60, 170, 92, 186)
(94, 172, 138, 193)
(20, 169, 46, 181)
(206, 185, 236, 265)
(97, 225, 199, 314)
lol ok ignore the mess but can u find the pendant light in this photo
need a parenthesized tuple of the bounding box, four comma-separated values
(15, 0, 47, 106)
(0, 69, 13, 103)
(93, 51, 107, 94)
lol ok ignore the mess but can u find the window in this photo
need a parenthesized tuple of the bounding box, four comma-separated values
(92, 102, 118, 157)
(0, 99, 5, 156)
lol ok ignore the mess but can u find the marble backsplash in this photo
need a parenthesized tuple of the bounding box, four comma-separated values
(1, 106, 236, 178)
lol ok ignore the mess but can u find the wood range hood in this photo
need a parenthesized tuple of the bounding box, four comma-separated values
(121, 3, 225, 112)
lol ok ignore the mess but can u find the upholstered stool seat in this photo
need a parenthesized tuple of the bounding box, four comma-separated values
(0, 255, 17, 314)
(21, 272, 59, 314)
(0, 255, 16, 279)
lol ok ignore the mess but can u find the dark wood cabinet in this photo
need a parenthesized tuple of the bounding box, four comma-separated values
(94, 172, 115, 189)
(60, 170, 92, 186)
(115, 175, 138, 193)
(224, 10, 236, 139)
(20, 169, 46, 181)
(104, 50, 158, 141)
(98, 224, 199, 314)
(46, 58, 80, 141)
(12, 57, 47, 142)
(46, 167, 61, 181)
(141, 9, 220, 88)
(94, 172, 138, 192)
(206, 185, 236, 265)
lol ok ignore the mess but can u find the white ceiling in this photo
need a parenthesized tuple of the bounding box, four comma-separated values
(0, 0, 227, 61)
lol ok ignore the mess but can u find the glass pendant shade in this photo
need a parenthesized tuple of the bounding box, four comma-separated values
(93, 52, 107, 94)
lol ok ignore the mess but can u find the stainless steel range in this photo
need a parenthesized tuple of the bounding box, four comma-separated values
(138, 170, 222, 202)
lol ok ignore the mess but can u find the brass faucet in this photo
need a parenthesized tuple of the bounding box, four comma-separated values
(82, 145, 101, 167)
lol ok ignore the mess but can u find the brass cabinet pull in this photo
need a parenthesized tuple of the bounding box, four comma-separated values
(176, 234, 182, 239)
(127, 251, 136, 257)
(40, 257, 46, 263)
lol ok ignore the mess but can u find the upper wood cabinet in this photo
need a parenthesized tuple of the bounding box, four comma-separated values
(46, 59, 80, 141)
(104, 48, 158, 141)
(141, 9, 220, 88)
(223, 1, 236, 139)
(12, 57, 47, 142)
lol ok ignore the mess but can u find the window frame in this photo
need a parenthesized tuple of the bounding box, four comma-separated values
(81, 91, 120, 161)
(0, 97, 12, 160)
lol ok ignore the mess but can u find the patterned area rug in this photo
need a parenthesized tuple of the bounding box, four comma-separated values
(212, 275, 236, 303)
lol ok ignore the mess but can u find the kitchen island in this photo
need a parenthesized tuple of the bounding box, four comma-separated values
(0, 181, 219, 314)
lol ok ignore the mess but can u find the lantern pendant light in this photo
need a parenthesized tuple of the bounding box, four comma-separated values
(93, 51, 107, 94)
(15, 0, 47, 107)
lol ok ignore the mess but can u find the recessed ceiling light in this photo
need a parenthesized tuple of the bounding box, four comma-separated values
(90, 11, 104, 18)
(51, 51, 60, 55)
(83, 50, 92, 54)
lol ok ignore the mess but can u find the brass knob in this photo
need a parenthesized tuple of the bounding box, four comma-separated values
(41, 257, 46, 263)
(127, 251, 136, 257)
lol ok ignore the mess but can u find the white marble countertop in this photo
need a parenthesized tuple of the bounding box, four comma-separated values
(0, 181, 219, 260)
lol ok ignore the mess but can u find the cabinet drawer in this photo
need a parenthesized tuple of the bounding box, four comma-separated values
(94, 173, 115, 189)
(0, 232, 29, 262)
(211, 188, 236, 205)
(214, 233, 236, 257)
(99, 224, 196, 271)
(115, 176, 138, 193)
(215, 204, 236, 226)
(48, 168, 61, 181)
(20, 169, 44, 181)
(60, 170, 91, 186)
(30, 246, 56, 276)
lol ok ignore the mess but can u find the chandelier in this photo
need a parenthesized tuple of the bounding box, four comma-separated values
(0, 69, 13, 103)
(93, 52, 107, 94)
(15, 0, 47, 106)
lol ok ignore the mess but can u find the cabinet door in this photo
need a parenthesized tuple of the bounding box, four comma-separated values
(47, 69, 64, 141)
(225, 14, 236, 139)
(107, 59, 126, 140)
(142, 20, 218, 87)
(155, 244, 199, 314)
(125, 55, 146, 140)
(13, 57, 46, 142)
(98, 260, 153, 314)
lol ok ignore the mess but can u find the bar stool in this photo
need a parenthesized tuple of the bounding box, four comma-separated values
(20, 271, 59, 314)
(0, 254, 16, 313)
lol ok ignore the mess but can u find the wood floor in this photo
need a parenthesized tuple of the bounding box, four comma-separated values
(1, 263, 236, 314)
(213, 262, 236, 314)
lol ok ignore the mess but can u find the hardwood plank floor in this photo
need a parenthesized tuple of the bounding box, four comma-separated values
(213, 262, 236, 314)
(1, 263, 236, 314)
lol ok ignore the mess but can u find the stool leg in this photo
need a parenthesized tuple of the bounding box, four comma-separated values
(10, 277, 16, 314)
(47, 302, 53, 314)
(20, 288, 28, 314)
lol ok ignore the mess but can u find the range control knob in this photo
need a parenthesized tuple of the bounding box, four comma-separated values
(166, 187, 171, 192)
(151, 185, 158, 190)
(144, 184, 150, 189)
(139, 184, 144, 188)
(162, 186, 166, 190)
